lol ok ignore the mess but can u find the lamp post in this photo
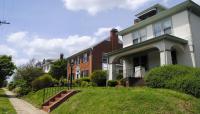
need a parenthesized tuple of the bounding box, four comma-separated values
(70, 60, 74, 89)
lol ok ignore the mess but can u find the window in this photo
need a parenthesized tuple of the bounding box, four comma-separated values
(154, 22, 162, 37)
(153, 18, 172, 37)
(102, 55, 108, 63)
(140, 29, 147, 42)
(81, 70, 89, 77)
(163, 19, 172, 34)
(83, 53, 88, 63)
(132, 28, 147, 44)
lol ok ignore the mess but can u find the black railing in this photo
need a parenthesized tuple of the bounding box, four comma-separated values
(42, 86, 67, 104)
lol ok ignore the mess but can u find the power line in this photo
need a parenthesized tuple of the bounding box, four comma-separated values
(0, 0, 10, 26)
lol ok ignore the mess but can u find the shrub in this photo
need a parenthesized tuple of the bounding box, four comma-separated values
(166, 74, 200, 97)
(80, 77, 90, 82)
(31, 74, 53, 91)
(145, 65, 200, 98)
(145, 65, 192, 88)
(116, 74, 123, 80)
(90, 70, 107, 86)
(14, 79, 31, 95)
(107, 80, 118, 87)
(8, 82, 16, 91)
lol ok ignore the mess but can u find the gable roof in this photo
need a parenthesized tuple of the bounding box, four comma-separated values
(66, 37, 110, 59)
(119, 0, 200, 36)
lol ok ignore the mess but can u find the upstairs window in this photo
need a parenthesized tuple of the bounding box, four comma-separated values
(102, 55, 108, 63)
(153, 18, 172, 37)
(83, 53, 88, 63)
(132, 28, 146, 44)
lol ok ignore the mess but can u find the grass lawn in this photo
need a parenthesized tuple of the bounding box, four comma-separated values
(23, 87, 200, 114)
(0, 88, 16, 114)
(23, 87, 67, 108)
(51, 87, 200, 114)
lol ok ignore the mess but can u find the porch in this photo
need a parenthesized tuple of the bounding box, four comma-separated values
(107, 34, 188, 81)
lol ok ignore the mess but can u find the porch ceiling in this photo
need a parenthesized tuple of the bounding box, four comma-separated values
(106, 34, 188, 57)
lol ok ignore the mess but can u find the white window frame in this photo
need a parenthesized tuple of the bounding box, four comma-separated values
(132, 28, 147, 44)
(153, 18, 173, 37)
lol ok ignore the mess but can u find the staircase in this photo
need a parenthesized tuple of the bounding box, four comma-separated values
(42, 90, 79, 112)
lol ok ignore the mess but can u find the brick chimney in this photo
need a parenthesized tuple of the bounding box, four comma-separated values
(110, 28, 119, 51)
(60, 53, 64, 60)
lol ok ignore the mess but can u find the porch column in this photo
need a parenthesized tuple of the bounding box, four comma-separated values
(160, 50, 172, 65)
(108, 64, 116, 80)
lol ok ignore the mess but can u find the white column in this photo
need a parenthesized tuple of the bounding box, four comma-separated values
(108, 64, 116, 80)
(160, 50, 172, 66)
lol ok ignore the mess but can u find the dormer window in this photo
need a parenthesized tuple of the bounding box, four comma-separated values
(132, 28, 147, 44)
(154, 18, 172, 37)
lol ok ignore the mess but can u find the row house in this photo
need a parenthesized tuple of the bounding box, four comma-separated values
(67, 29, 122, 80)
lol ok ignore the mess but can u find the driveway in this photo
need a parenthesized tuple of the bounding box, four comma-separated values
(3, 88, 48, 114)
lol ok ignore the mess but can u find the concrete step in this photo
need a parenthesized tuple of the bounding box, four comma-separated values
(42, 90, 80, 112)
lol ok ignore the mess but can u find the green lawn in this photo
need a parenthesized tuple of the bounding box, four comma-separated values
(23, 87, 67, 108)
(24, 87, 200, 114)
(52, 87, 200, 114)
(0, 88, 16, 114)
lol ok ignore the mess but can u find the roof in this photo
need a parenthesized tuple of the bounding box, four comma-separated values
(135, 4, 167, 17)
(106, 34, 188, 56)
(66, 37, 110, 59)
(119, 0, 200, 36)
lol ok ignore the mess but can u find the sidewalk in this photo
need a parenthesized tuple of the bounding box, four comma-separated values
(3, 88, 48, 114)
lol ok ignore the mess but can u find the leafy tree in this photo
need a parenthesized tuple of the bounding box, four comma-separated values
(0, 55, 15, 87)
(14, 59, 44, 84)
(50, 59, 67, 80)
(13, 59, 44, 95)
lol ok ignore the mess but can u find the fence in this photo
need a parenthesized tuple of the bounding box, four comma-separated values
(42, 86, 67, 104)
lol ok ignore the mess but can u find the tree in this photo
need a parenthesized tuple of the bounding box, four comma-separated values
(0, 55, 15, 87)
(50, 59, 67, 80)
(13, 59, 44, 95)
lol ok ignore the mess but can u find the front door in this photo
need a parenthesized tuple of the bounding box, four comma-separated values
(133, 55, 148, 71)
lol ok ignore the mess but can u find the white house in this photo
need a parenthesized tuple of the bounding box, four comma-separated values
(107, 0, 200, 81)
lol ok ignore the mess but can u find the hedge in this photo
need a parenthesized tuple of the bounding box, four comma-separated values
(145, 65, 200, 97)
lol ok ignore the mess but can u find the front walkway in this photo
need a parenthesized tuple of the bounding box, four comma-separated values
(3, 88, 47, 114)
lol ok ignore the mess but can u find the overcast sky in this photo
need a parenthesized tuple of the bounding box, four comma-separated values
(0, 0, 199, 66)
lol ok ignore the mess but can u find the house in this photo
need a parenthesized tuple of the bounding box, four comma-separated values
(67, 29, 122, 80)
(36, 54, 64, 73)
(107, 0, 200, 82)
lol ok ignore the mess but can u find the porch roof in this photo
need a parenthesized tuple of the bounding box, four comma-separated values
(106, 34, 188, 56)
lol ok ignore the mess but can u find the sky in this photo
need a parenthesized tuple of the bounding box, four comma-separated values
(0, 0, 200, 66)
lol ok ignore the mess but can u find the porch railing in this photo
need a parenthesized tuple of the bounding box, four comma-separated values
(125, 66, 146, 78)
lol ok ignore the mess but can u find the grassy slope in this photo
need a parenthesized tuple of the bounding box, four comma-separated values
(51, 87, 200, 114)
(23, 87, 67, 108)
(0, 89, 16, 114)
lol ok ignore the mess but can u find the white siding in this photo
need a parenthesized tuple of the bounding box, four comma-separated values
(146, 25, 154, 40)
(190, 12, 200, 67)
(172, 10, 192, 42)
(122, 34, 133, 48)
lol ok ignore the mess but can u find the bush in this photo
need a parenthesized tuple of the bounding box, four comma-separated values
(116, 74, 123, 80)
(145, 65, 200, 97)
(166, 74, 200, 97)
(8, 82, 16, 91)
(80, 77, 90, 82)
(90, 70, 107, 86)
(13, 79, 31, 95)
(31, 74, 53, 91)
(145, 65, 192, 88)
(107, 80, 118, 87)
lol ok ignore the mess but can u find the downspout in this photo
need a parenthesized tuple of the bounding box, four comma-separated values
(187, 8, 196, 67)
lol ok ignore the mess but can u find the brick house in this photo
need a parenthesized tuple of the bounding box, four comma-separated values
(67, 28, 122, 80)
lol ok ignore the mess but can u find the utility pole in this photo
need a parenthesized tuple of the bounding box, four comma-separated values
(0, 20, 10, 26)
